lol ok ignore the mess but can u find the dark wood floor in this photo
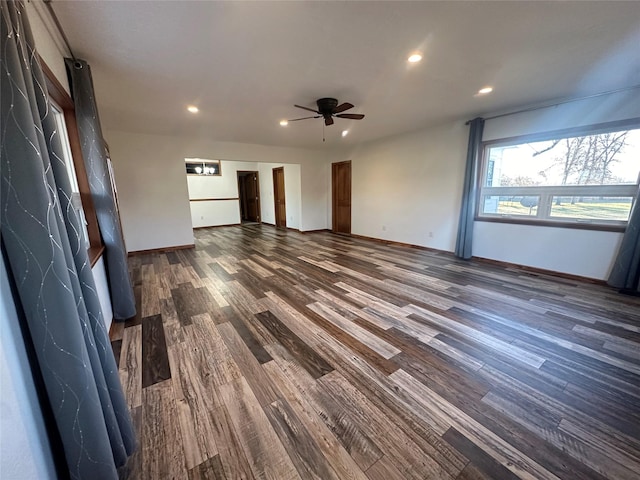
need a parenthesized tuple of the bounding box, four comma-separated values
(112, 225, 640, 480)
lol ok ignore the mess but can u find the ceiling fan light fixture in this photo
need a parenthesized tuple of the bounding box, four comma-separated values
(187, 105, 199, 113)
(408, 53, 422, 63)
(477, 86, 493, 95)
(279, 120, 289, 126)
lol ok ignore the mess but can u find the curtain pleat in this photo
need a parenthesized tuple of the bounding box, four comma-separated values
(455, 117, 484, 259)
(1, 2, 136, 478)
(65, 58, 136, 320)
(608, 186, 640, 293)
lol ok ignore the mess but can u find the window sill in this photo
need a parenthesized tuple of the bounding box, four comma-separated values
(474, 216, 626, 233)
(89, 245, 106, 267)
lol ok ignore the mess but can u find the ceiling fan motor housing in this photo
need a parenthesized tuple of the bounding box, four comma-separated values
(317, 97, 339, 116)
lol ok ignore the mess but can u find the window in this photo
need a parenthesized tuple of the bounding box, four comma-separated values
(51, 101, 90, 249)
(42, 58, 104, 264)
(478, 122, 640, 229)
(185, 159, 221, 176)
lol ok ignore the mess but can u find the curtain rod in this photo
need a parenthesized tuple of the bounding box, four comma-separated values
(466, 84, 640, 125)
(42, 0, 77, 63)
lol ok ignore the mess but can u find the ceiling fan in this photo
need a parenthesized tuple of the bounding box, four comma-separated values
(289, 98, 365, 126)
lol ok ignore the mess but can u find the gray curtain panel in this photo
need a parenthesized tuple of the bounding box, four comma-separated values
(455, 117, 485, 259)
(65, 58, 136, 320)
(608, 186, 640, 293)
(1, 2, 136, 478)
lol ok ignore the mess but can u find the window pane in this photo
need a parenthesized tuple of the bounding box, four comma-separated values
(485, 129, 640, 188)
(51, 102, 89, 248)
(549, 196, 633, 221)
(482, 196, 539, 216)
(186, 161, 220, 175)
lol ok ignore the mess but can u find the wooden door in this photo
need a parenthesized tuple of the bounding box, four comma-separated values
(273, 167, 286, 228)
(238, 171, 261, 222)
(332, 161, 351, 234)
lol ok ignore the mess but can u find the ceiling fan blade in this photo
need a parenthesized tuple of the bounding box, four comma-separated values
(333, 102, 354, 114)
(288, 116, 321, 122)
(336, 113, 365, 120)
(325, 116, 334, 126)
(294, 104, 320, 114)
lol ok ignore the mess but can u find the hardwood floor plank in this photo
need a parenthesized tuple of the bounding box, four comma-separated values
(142, 380, 187, 479)
(167, 342, 220, 470)
(254, 310, 334, 379)
(188, 313, 242, 389)
(112, 339, 123, 369)
(390, 369, 561, 480)
(141, 314, 171, 388)
(207, 404, 256, 480)
(442, 427, 520, 480)
(265, 399, 344, 480)
(265, 342, 383, 471)
(219, 376, 301, 480)
(224, 307, 273, 364)
(261, 358, 371, 480)
(307, 301, 401, 359)
(365, 455, 409, 480)
(119, 324, 142, 408)
(216, 321, 280, 406)
(187, 455, 227, 480)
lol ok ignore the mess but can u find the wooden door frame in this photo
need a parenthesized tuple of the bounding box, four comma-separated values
(332, 160, 352, 234)
(236, 170, 261, 223)
(273, 167, 286, 228)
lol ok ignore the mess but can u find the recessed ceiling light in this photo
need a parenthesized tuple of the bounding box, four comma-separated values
(342, 130, 349, 137)
(279, 120, 288, 126)
(187, 105, 199, 113)
(477, 86, 493, 95)
(408, 53, 422, 63)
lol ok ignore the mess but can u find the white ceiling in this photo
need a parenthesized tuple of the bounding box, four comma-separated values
(52, 1, 640, 149)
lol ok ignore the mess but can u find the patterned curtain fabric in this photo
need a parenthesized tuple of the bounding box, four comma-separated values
(65, 58, 136, 320)
(608, 186, 640, 293)
(0, 2, 136, 478)
(455, 117, 485, 259)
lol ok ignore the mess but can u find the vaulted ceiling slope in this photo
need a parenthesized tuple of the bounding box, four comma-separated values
(52, 1, 640, 148)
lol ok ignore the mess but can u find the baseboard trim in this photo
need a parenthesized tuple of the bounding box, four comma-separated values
(300, 229, 331, 234)
(128, 244, 195, 256)
(193, 223, 241, 230)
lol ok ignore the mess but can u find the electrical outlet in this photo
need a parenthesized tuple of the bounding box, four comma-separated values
(382, 225, 387, 231)
(428, 231, 433, 238)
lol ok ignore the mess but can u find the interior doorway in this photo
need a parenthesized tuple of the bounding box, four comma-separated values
(332, 160, 351, 234)
(273, 167, 287, 228)
(237, 171, 261, 223)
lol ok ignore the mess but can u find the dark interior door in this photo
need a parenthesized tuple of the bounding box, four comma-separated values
(332, 161, 351, 234)
(273, 167, 286, 228)
(238, 171, 260, 222)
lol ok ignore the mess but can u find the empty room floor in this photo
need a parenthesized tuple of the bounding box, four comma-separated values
(113, 225, 640, 479)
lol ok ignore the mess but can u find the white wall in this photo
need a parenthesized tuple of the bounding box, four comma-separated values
(26, 0, 70, 95)
(1, 256, 57, 480)
(106, 130, 327, 250)
(190, 200, 240, 228)
(332, 122, 469, 251)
